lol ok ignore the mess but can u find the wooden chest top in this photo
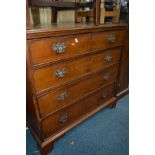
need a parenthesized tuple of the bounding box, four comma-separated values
(26, 23, 127, 39)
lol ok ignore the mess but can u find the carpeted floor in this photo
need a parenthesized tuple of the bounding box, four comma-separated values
(27, 95, 129, 155)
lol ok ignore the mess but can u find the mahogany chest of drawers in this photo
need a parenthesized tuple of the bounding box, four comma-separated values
(26, 24, 127, 155)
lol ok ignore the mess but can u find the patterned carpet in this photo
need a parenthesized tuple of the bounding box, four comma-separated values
(27, 95, 129, 155)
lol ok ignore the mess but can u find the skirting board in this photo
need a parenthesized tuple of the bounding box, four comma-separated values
(116, 88, 129, 100)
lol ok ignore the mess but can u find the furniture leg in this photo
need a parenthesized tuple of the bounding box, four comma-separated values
(39, 142, 54, 155)
(109, 101, 117, 109)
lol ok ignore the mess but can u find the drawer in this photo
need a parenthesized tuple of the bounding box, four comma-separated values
(33, 48, 121, 93)
(85, 82, 115, 112)
(29, 34, 91, 65)
(41, 82, 115, 138)
(91, 30, 125, 51)
(42, 97, 87, 138)
(38, 65, 118, 117)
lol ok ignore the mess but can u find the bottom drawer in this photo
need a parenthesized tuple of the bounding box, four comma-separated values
(42, 82, 115, 138)
(85, 82, 115, 112)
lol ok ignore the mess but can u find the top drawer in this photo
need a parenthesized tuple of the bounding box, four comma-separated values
(29, 34, 91, 65)
(91, 30, 125, 51)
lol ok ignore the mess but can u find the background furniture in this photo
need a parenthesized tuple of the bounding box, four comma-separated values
(29, 0, 79, 24)
(75, 0, 94, 23)
(28, 0, 98, 24)
(100, 0, 121, 24)
(120, 0, 129, 23)
(27, 0, 126, 27)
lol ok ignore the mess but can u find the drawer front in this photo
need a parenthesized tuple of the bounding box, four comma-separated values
(29, 34, 91, 65)
(33, 48, 121, 93)
(42, 97, 87, 138)
(91, 30, 125, 50)
(85, 82, 115, 112)
(42, 82, 115, 138)
(38, 65, 118, 117)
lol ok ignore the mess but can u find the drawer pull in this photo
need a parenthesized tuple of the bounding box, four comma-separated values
(108, 35, 116, 43)
(101, 92, 107, 99)
(59, 114, 68, 123)
(57, 92, 69, 101)
(103, 72, 110, 80)
(104, 55, 112, 62)
(55, 68, 67, 78)
(53, 42, 67, 54)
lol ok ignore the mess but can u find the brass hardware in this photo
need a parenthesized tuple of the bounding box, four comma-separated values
(59, 114, 68, 123)
(108, 34, 116, 43)
(55, 68, 67, 78)
(103, 72, 110, 80)
(57, 92, 69, 101)
(53, 42, 67, 54)
(101, 91, 107, 99)
(104, 55, 112, 62)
